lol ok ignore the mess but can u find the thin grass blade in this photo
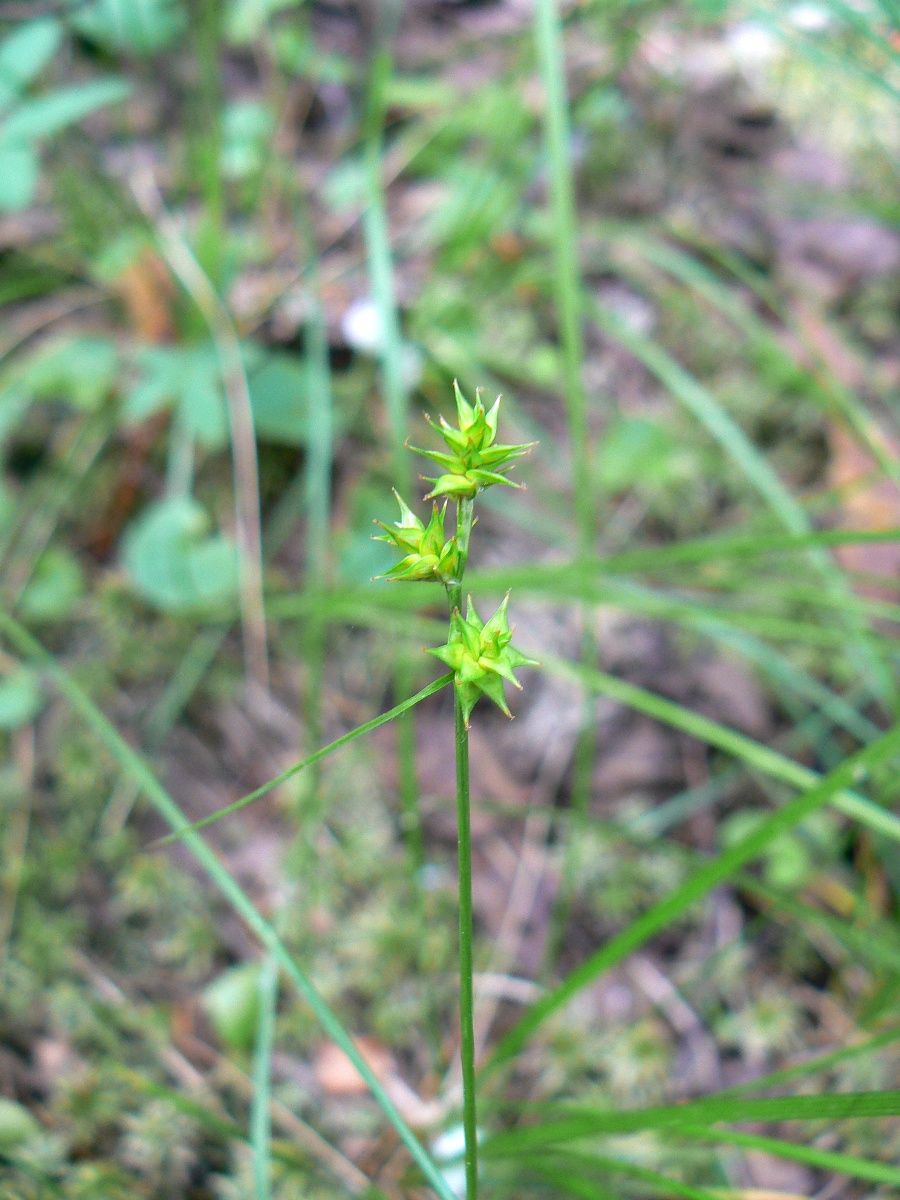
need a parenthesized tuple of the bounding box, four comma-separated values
(0, 608, 457, 1200)
(152, 672, 452, 845)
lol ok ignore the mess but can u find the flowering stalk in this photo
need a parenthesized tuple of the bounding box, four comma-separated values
(376, 383, 537, 1198)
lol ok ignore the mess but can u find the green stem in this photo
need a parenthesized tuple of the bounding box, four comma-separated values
(454, 681, 478, 1200)
(449, 498, 476, 608)
(447, 493, 478, 1197)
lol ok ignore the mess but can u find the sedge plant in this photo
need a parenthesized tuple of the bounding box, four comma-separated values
(375, 382, 538, 1198)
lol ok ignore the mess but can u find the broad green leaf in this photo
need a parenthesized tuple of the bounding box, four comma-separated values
(221, 100, 275, 180)
(0, 666, 43, 730)
(18, 548, 85, 622)
(126, 345, 226, 447)
(122, 497, 239, 613)
(721, 810, 818, 890)
(203, 963, 262, 1052)
(225, 0, 301, 45)
(0, 608, 456, 1200)
(1, 79, 130, 142)
(597, 417, 679, 493)
(13, 335, 118, 410)
(0, 142, 38, 211)
(72, 0, 187, 55)
(0, 19, 62, 110)
(246, 350, 308, 445)
(0, 1098, 40, 1151)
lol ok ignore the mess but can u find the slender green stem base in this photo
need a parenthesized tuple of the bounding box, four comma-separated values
(446, 494, 478, 1197)
(454, 686, 478, 1200)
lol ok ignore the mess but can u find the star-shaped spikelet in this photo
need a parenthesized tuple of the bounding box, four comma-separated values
(374, 490, 460, 583)
(408, 381, 535, 501)
(429, 593, 539, 725)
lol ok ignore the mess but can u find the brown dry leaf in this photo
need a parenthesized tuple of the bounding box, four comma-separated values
(114, 249, 175, 343)
(718, 1193, 809, 1200)
(314, 1036, 394, 1097)
(827, 419, 900, 598)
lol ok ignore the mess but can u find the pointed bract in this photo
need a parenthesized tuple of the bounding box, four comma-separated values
(429, 596, 539, 723)
(374, 495, 459, 584)
(412, 383, 534, 502)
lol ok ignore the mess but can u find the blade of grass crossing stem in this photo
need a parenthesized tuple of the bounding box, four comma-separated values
(540, 654, 900, 842)
(482, 720, 900, 1074)
(529, 1167, 619, 1200)
(714, 1026, 900, 1098)
(538, 574, 886, 745)
(485, 1091, 900, 1152)
(738, 873, 900, 975)
(252, 956, 278, 1200)
(152, 672, 452, 844)
(0, 609, 457, 1200)
(531, 1154, 723, 1200)
(627, 234, 900, 483)
(534, 0, 600, 971)
(533, 0, 591, 536)
(667, 1123, 900, 1187)
(583, 526, 900, 574)
(588, 299, 895, 705)
(261, 594, 900, 842)
(102, 437, 336, 840)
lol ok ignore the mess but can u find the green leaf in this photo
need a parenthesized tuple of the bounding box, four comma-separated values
(13, 335, 118, 410)
(0, 480, 14, 534)
(669, 1122, 900, 1187)
(0, 142, 38, 212)
(0, 667, 43, 730)
(122, 497, 239, 613)
(246, 350, 308, 445)
(484, 718, 900, 1072)
(18, 548, 85, 622)
(203, 963, 262, 1052)
(126, 345, 226, 447)
(0, 19, 62, 110)
(1, 79, 131, 142)
(72, 0, 187, 55)
(533, 1153, 722, 1200)
(0, 1098, 40, 1151)
(251, 956, 278, 1199)
(597, 417, 678, 492)
(155, 672, 453, 845)
(221, 100, 275, 179)
(486, 1090, 900, 1154)
(226, 0, 302, 44)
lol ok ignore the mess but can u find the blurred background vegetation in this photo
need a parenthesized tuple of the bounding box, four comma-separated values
(0, 0, 898, 1197)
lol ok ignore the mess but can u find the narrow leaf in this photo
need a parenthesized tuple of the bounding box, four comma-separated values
(153, 672, 452, 845)
(484, 722, 900, 1073)
(0, 608, 456, 1200)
